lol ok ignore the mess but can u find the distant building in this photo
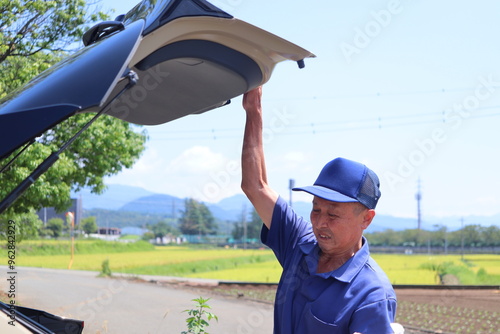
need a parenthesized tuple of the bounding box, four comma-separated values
(37, 197, 82, 226)
(97, 227, 121, 235)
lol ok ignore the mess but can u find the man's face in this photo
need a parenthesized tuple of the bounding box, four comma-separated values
(310, 196, 374, 255)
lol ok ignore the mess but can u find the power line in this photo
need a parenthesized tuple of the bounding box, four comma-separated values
(147, 106, 500, 141)
(264, 86, 486, 102)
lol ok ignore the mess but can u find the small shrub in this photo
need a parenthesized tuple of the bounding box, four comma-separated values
(181, 297, 218, 334)
(99, 258, 112, 277)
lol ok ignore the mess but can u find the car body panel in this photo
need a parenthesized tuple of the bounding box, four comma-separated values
(0, 0, 314, 160)
(0, 301, 84, 334)
(102, 15, 314, 125)
(0, 20, 144, 161)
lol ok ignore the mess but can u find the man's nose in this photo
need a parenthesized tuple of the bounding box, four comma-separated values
(314, 215, 329, 228)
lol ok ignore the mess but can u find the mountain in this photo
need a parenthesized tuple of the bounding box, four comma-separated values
(119, 194, 185, 216)
(76, 184, 499, 231)
(207, 194, 253, 222)
(72, 184, 154, 210)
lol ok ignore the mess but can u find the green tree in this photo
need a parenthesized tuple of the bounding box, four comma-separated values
(400, 229, 429, 247)
(149, 220, 179, 243)
(429, 225, 448, 248)
(461, 224, 484, 247)
(0, 1, 148, 220)
(141, 231, 155, 242)
(46, 218, 64, 239)
(179, 199, 217, 236)
(482, 225, 500, 247)
(0, 51, 65, 99)
(0, 0, 107, 64)
(0, 210, 42, 241)
(81, 216, 98, 234)
(232, 208, 263, 241)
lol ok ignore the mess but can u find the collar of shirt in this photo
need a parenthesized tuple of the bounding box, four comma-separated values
(298, 236, 370, 283)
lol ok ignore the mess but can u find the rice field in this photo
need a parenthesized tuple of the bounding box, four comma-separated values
(9, 240, 500, 284)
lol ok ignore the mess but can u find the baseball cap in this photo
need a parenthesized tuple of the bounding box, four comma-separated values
(292, 157, 381, 209)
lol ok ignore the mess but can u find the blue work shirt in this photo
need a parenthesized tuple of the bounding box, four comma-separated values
(262, 197, 397, 334)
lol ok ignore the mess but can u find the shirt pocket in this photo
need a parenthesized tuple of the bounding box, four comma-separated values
(303, 303, 341, 332)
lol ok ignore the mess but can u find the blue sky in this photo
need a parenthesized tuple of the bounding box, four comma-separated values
(97, 0, 500, 220)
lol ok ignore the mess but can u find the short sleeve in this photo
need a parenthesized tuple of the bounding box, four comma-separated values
(261, 196, 312, 268)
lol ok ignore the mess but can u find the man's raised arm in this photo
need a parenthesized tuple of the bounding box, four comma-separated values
(241, 87, 279, 229)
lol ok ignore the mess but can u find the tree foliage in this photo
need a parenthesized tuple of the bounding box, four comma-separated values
(232, 208, 263, 241)
(81, 216, 97, 234)
(0, 210, 42, 241)
(365, 224, 500, 248)
(0, 114, 147, 215)
(0, 1, 148, 218)
(0, 0, 107, 63)
(46, 218, 64, 239)
(149, 220, 179, 240)
(179, 199, 217, 235)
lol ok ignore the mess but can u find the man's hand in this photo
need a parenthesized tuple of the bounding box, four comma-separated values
(243, 86, 263, 114)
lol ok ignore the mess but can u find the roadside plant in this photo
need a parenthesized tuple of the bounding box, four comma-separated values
(99, 258, 112, 277)
(181, 297, 218, 334)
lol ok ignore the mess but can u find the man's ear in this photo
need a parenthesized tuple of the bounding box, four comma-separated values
(361, 209, 376, 230)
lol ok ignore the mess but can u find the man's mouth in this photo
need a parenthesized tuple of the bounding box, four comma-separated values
(318, 233, 331, 240)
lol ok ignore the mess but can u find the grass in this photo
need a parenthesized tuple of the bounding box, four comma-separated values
(373, 254, 500, 285)
(185, 260, 282, 283)
(9, 239, 155, 256)
(8, 240, 500, 284)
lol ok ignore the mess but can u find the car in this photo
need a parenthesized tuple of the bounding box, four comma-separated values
(0, 301, 84, 334)
(0, 0, 314, 163)
(0, 0, 314, 331)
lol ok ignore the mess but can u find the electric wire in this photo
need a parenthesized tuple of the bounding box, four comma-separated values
(147, 106, 500, 141)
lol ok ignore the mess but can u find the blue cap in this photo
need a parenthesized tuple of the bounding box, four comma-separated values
(293, 157, 381, 209)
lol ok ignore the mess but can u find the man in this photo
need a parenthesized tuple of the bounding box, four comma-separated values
(241, 86, 397, 333)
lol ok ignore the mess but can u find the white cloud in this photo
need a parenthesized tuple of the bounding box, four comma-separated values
(168, 146, 226, 174)
(107, 145, 245, 202)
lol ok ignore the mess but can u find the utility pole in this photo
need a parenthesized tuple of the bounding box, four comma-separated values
(461, 217, 465, 261)
(415, 178, 422, 230)
(172, 199, 176, 221)
(444, 228, 448, 255)
(289, 179, 295, 207)
(242, 203, 247, 250)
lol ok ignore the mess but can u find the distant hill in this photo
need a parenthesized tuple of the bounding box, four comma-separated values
(207, 194, 253, 222)
(77, 184, 499, 231)
(83, 208, 168, 229)
(119, 194, 185, 216)
(72, 184, 154, 210)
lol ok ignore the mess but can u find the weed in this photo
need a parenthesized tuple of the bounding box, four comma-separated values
(99, 258, 112, 277)
(181, 297, 218, 334)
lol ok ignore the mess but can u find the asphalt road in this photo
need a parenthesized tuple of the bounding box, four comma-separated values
(0, 266, 274, 333)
